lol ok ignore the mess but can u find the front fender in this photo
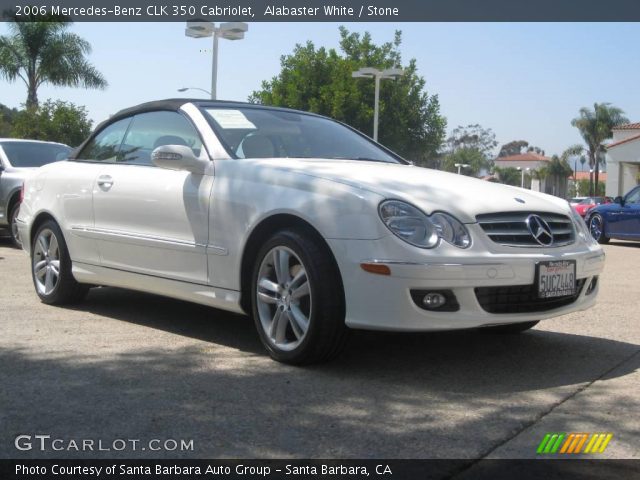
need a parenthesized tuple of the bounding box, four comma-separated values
(207, 160, 387, 291)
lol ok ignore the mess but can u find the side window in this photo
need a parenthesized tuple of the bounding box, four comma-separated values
(75, 118, 132, 162)
(626, 187, 640, 204)
(118, 111, 203, 166)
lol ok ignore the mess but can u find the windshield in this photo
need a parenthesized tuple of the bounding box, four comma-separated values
(1, 141, 71, 168)
(201, 107, 402, 164)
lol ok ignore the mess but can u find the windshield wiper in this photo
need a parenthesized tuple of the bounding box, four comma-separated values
(330, 156, 395, 163)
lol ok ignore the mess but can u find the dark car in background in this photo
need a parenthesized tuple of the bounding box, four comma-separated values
(587, 185, 640, 244)
(0, 139, 71, 247)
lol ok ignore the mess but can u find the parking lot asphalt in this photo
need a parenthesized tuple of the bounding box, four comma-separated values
(1, 238, 638, 468)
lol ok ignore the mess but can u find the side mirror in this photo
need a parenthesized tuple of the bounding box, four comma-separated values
(614, 196, 624, 205)
(151, 145, 208, 174)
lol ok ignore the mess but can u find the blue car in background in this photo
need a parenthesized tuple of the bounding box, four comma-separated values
(586, 185, 640, 244)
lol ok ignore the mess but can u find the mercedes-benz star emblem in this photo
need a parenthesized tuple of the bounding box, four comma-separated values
(526, 214, 554, 246)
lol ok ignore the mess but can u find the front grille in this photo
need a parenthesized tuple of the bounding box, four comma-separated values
(475, 279, 586, 314)
(477, 212, 575, 247)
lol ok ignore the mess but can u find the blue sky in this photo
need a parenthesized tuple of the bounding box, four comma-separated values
(1, 22, 639, 160)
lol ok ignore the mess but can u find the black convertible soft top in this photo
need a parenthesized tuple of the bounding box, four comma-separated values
(109, 98, 321, 124)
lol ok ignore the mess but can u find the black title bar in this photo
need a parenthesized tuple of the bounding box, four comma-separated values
(2, 459, 640, 480)
(2, 0, 640, 22)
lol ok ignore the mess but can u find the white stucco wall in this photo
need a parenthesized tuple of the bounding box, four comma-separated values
(606, 139, 640, 196)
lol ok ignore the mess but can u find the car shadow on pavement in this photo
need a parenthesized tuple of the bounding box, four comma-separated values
(63, 286, 640, 396)
(1, 317, 638, 460)
(609, 240, 640, 248)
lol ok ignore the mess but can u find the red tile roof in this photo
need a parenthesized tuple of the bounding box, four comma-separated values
(495, 153, 551, 162)
(606, 132, 640, 149)
(612, 123, 640, 130)
(572, 171, 607, 181)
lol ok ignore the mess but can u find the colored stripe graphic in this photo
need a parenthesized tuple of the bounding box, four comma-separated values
(598, 433, 613, 453)
(539, 433, 613, 454)
(536, 434, 552, 454)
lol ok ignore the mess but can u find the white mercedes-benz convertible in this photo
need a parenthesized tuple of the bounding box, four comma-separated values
(17, 99, 605, 364)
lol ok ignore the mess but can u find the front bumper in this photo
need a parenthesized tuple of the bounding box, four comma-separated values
(327, 234, 605, 331)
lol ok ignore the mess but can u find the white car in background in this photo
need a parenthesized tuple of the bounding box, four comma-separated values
(17, 100, 605, 364)
(0, 139, 71, 247)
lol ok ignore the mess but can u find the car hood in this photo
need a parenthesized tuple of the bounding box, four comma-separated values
(259, 159, 571, 223)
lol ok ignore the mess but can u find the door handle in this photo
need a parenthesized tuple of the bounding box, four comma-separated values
(97, 175, 114, 190)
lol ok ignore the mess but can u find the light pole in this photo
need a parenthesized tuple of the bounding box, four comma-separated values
(177, 87, 212, 97)
(519, 167, 530, 188)
(185, 21, 248, 100)
(454, 163, 470, 175)
(352, 67, 404, 142)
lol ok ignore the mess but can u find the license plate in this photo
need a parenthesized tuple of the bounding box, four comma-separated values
(537, 260, 576, 298)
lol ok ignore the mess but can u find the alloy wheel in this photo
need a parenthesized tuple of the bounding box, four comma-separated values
(589, 215, 603, 241)
(10, 205, 21, 247)
(256, 246, 312, 351)
(33, 228, 60, 295)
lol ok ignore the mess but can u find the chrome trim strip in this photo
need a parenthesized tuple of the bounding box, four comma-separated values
(362, 259, 506, 267)
(206, 245, 228, 256)
(71, 226, 206, 253)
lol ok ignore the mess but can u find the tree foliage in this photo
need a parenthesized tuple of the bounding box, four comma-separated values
(11, 99, 92, 146)
(493, 166, 522, 186)
(497, 140, 544, 157)
(441, 124, 497, 176)
(0, 15, 107, 107)
(542, 155, 573, 196)
(249, 27, 447, 164)
(0, 103, 18, 136)
(571, 103, 628, 194)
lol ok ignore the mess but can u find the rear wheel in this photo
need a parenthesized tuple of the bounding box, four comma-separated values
(251, 228, 347, 365)
(9, 202, 21, 248)
(482, 321, 539, 334)
(589, 214, 610, 244)
(31, 220, 88, 305)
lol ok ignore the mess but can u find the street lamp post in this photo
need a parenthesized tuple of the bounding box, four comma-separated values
(177, 87, 212, 97)
(352, 67, 404, 142)
(185, 21, 248, 100)
(454, 163, 470, 175)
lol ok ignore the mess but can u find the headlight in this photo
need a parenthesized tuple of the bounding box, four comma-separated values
(431, 212, 472, 248)
(379, 200, 471, 249)
(569, 202, 597, 245)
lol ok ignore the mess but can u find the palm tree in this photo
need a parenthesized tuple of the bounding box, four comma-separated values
(571, 103, 628, 195)
(0, 17, 107, 107)
(545, 155, 573, 197)
(561, 144, 585, 197)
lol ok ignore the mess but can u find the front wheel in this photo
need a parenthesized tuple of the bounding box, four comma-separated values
(589, 214, 610, 244)
(31, 220, 88, 305)
(251, 228, 347, 365)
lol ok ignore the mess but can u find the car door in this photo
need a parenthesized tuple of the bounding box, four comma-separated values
(616, 187, 640, 237)
(65, 118, 133, 265)
(91, 110, 213, 284)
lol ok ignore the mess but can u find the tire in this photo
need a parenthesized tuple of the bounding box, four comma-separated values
(588, 213, 610, 244)
(9, 202, 22, 248)
(251, 228, 348, 365)
(481, 321, 540, 334)
(31, 220, 88, 305)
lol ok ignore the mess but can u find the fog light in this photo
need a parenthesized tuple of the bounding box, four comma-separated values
(585, 276, 599, 296)
(410, 289, 459, 312)
(422, 292, 446, 309)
